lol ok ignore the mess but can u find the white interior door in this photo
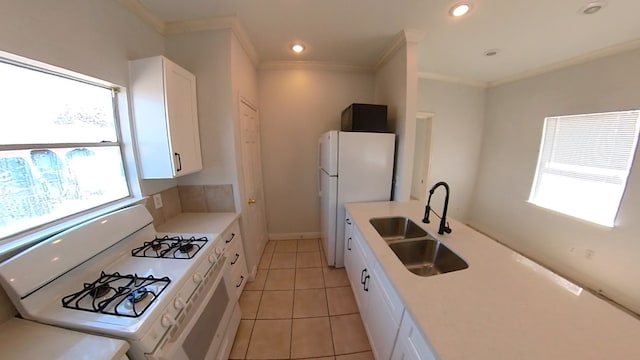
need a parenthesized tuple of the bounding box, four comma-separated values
(239, 100, 268, 272)
(410, 114, 433, 203)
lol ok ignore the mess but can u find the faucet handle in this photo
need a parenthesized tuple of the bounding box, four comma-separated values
(443, 223, 452, 234)
(422, 205, 431, 224)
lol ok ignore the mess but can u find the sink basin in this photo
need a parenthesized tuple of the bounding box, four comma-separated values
(369, 217, 428, 242)
(389, 239, 468, 277)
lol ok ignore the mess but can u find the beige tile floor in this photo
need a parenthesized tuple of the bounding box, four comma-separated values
(230, 239, 373, 360)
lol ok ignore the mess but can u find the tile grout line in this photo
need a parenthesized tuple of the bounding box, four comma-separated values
(240, 267, 267, 360)
(320, 247, 338, 358)
(288, 241, 298, 359)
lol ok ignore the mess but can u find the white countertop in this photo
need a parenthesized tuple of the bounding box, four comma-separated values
(156, 212, 239, 234)
(346, 201, 640, 359)
(0, 318, 128, 360)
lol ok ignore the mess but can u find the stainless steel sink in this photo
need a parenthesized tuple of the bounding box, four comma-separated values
(389, 239, 468, 276)
(369, 217, 428, 242)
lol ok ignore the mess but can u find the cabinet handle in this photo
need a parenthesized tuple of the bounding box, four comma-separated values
(346, 219, 352, 225)
(225, 233, 236, 244)
(360, 268, 367, 285)
(235, 275, 245, 288)
(363, 275, 370, 292)
(174, 152, 182, 172)
(231, 253, 240, 265)
(347, 237, 352, 251)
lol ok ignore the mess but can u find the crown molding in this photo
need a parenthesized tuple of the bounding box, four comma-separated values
(375, 29, 425, 70)
(165, 16, 260, 65)
(117, 1, 259, 65)
(164, 15, 235, 35)
(418, 72, 488, 88)
(117, 0, 166, 34)
(489, 38, 640, 87)
(259, 61, 373, 73)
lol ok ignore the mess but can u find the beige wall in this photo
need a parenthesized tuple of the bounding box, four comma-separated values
(417, 79, 486, 221)
(165, 30, 236, 187)
(470, 48, 640, 314)
(374, 47, 408, 200)
(374, 41, 420, 201)
(258, 68, 375, 237)
(0, 0, 166, 322)
(165, 30, 264, 272)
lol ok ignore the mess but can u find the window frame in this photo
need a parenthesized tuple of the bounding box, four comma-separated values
(0, 51, 143, 259)
(528, 110, 640, 228)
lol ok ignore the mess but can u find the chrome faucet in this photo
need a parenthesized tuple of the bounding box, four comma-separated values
(422, 181, 452, 235)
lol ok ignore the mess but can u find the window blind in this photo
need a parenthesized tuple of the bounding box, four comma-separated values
(530, 110, 640, 227)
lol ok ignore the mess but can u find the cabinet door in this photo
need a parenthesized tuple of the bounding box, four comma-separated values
(365, 265, 403, 360)
(164, 59, 202, 176)
(343, 215, 355, 274)
(391, 313, 437, 360)
(345, 229, 369, 311)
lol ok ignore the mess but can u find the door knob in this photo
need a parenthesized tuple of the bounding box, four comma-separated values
(248, 198, 256, 204)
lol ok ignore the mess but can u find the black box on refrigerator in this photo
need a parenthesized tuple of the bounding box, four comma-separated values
(341, 103, 388, 132)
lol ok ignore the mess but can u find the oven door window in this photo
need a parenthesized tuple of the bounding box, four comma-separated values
(182, 279, 230, 359)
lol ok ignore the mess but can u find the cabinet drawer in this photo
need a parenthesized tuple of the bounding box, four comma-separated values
(221, 221, 241, 250)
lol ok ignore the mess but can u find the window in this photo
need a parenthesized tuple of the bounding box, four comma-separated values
(0, 58, 130, 239)
(529, 110, 640, 227)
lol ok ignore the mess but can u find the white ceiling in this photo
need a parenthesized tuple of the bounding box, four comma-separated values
(136, 0, 640, 84)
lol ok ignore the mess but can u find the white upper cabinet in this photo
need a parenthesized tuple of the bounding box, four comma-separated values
(130, 56, 203, 179)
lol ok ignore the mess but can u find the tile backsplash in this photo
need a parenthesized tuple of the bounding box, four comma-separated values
(145, 184, 235, 226)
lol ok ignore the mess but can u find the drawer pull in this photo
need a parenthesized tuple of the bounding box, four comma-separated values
(363, 275, 370, 292)
(236, 275, 245, 288)
(346, 219, 352, 225)
(360, 268, 367, 284)
(347, 237, 352, 251)
(225, 233, 236, 244)
(231, 253, 240, 265)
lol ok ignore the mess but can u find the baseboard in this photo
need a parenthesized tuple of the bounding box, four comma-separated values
(268, 232, 321, 240)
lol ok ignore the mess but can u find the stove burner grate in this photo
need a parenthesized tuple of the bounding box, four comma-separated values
(89, 284, 110, 299)
(61, 272, 170, 318)
(131, 235, 208, 259)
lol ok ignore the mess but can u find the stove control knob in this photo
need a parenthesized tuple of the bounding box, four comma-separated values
(208, 254, 216, 264)
(214, 247, 223, 257)
(193, 273, 204, 283)
(161, 314, 175, 328)
(174, 297, 186, 310)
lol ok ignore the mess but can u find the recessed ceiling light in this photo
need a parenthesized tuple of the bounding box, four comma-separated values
(580, 1, 606, 15)
(450, 2, 471, 17)
(291, 44, 305, 53)
(484, 49, 500, 57)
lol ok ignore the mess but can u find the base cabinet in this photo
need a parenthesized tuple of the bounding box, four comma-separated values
(344, 211, 405, 360)
(344, 210, 436, 360)
(391, 313, 437, 360)
(221, 220, 248, 299)
(365, 265, 403, 360)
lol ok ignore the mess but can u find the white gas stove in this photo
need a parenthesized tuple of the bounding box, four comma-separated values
(0, 205, 241, 360)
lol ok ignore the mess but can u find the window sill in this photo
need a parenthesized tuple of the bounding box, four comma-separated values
(525, 200, 615, 229)
(0, 197, 147, 262)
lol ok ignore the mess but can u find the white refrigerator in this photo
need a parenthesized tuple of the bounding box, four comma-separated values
(318, 130, 395, 267)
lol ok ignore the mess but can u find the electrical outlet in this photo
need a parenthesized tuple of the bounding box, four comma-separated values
(153, 194, 163, 209)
